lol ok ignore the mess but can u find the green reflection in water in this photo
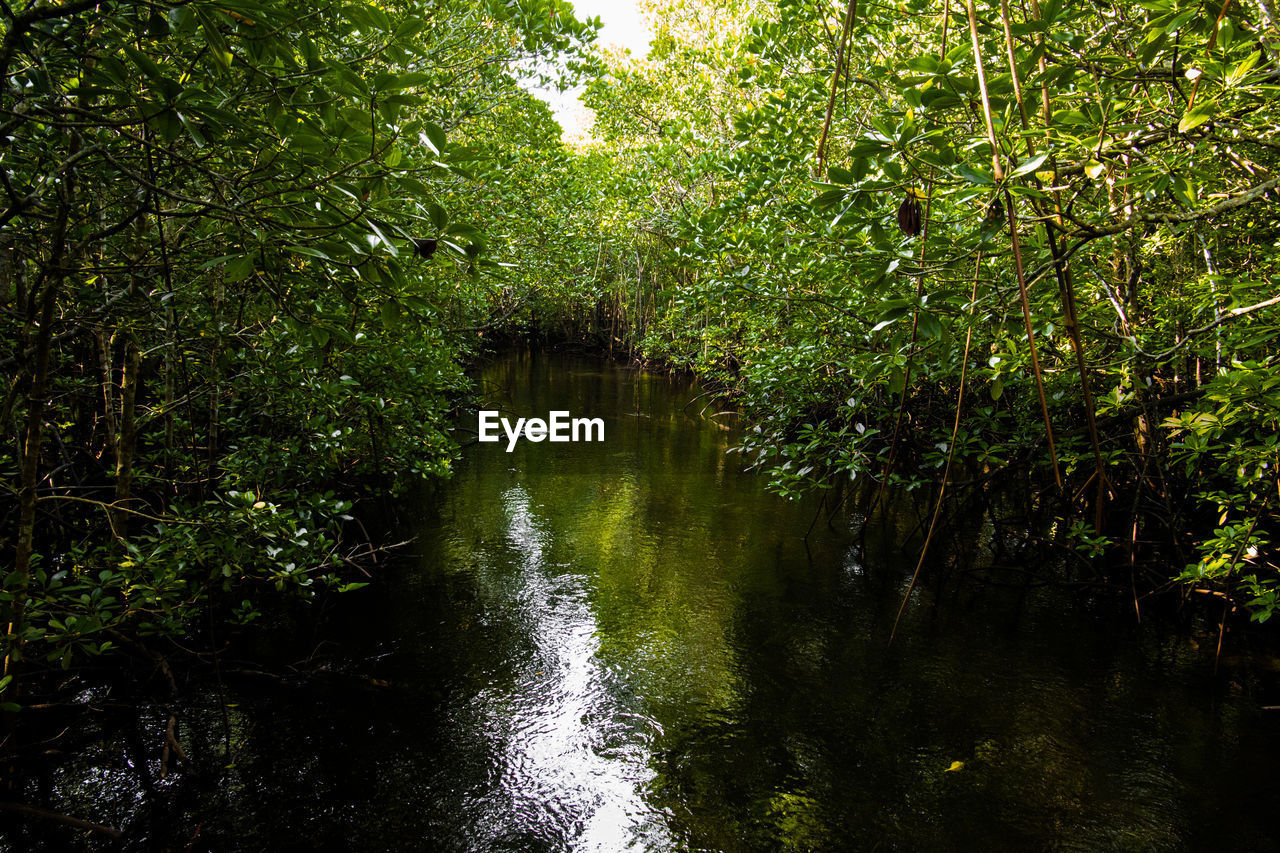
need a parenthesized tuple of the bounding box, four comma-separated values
(7, 350, 1280, 853)
(385, 351, 1280, 852)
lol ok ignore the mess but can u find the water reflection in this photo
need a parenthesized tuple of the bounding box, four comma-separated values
(452, 485, 671, 851)
(7, 350, 1280, 852)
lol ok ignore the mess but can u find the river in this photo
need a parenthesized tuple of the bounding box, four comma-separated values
(8, 351, 1280, 851)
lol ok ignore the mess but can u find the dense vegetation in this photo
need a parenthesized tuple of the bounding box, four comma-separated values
(553, 0, 1280, 623)
(3, 0, 1279, 725)
(0, 0, 597, 709)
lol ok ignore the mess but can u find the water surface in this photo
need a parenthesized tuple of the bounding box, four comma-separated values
(8, 351, 1280, 851)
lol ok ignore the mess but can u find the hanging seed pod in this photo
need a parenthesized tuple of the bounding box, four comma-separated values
(897, 191, 922, 236)
(985, 196, 1004, 224)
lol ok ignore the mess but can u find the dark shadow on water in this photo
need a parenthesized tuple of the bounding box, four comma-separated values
(6, 350, 1280, 852)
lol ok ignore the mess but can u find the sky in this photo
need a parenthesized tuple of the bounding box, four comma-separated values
(533, 0, 654, 141)
(573, 0, 653, 55)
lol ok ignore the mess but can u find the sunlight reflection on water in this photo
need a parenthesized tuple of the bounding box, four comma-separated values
(445, 486, 672, 851)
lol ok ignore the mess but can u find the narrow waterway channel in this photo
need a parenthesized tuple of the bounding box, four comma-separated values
(10, 351, 1280, 851)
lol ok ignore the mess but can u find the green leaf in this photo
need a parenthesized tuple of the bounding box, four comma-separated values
(1178, 100, 1215, 133)
(197, 11, 234, 70)
(426, 202, 449, 232)
(905, 55, 941, 73)
(812, 188, 846, 210)
(147, 10, 171, 39)
(827, 166, 855, 185)
(422, 122, 447, 155)
(121, 44, 166, 88)
(1172, 175, 1197, 207)
(1011, 153, 1049, 177)
(381, 301, 402, 331)
(167, 6, 194, 33)
(1163, 8, 1197, 34)
(955, 163, 993, 185)
(1007, 183, 1048, 198)
(889, 366, 906, 395)
(1227, 51, 1261, 85)
(367, 219, 398, 257)
(444, 222, 480, 240)
(200, 253, 240, 270)
(288, 245, 332, 261)
(177, 112, 206, 147)
(393, 71, 436, 89)
(225, 255, 254, 282)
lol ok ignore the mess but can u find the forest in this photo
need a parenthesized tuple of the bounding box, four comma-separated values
(3, 0, 1280, 848)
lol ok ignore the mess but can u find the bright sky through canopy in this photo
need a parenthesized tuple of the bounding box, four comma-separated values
(536, 0, 654, 141)
(574, 0, 653, 55)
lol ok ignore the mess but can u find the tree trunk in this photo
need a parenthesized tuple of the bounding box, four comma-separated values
(4, 276, 59, 683)
(98, 330, 119, 464)
(111, 339, 140, 536)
